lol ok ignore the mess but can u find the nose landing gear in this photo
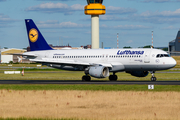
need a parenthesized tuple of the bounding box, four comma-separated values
(150, 71, 156, 81)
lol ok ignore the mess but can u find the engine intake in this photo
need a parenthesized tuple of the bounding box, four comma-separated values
(85, 66, 109, 78)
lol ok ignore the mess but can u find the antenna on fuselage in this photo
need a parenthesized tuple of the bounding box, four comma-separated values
(117, 33, 119, 49)
(151, 31, 153, 49)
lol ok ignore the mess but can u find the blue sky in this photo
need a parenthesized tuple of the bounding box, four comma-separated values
(1, 0, 180, 49)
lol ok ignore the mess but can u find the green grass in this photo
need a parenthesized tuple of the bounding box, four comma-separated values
(0, 71, 180, 80)
(0, 84, 180, 91)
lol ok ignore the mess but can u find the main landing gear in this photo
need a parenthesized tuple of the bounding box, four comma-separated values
(82, 75, 91, 81)
(82, 73, 118, 81)
(109, 72, 118, 81)
(150, 71, 156, 81)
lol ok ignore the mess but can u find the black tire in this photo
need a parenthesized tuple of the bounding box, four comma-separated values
(109, 75, 118, 81)
(151, 77, 154, 81)
(151, 77, 157, 81)
(109, 75, 113, 81)
(82, 76, 86, 81)
(82, 75, 91, 81)
(154, 77, 157, 81)
(87, 76, 91, 81)
(113, 75, 118, 81)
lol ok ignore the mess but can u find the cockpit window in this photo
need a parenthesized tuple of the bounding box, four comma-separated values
(164, 54, 170, 57)
(156, 54, 170, 58)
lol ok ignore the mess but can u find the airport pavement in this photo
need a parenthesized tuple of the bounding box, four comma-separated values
(0, 80, 179, 85)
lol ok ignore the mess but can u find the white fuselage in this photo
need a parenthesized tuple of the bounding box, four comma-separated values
(24, 48, 176, 72)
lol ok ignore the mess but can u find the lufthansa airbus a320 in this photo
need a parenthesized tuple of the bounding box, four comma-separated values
(22, 19, 176, 81)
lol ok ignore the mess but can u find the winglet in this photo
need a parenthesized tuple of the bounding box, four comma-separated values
(25, 19, 53, 51)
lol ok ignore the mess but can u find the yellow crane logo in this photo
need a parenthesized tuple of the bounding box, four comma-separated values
(29, 28, 38, 42)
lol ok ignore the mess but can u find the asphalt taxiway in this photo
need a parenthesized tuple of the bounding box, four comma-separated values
(0, 80, 179, 85)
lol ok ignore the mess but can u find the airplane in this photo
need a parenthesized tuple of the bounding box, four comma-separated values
(23, 19, 176, 81)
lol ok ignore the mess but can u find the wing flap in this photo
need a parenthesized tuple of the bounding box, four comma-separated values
(30, 59, 90, 66)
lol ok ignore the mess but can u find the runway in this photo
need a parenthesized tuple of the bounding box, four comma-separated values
(0, 80, 180, 85)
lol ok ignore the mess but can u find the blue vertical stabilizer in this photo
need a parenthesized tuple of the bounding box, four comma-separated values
(25, 19, 53, 51)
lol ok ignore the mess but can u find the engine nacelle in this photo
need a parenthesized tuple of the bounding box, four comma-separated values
(126, 71, 149, 77)
(85, 66, 109, 78)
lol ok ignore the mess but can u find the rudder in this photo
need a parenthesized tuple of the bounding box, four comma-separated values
(25, 19, 53, 51)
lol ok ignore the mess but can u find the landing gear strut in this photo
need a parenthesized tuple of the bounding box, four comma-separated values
(109, 72, 118, 81)
(150, 71, 156, 81)
(82, 67, 91, 81)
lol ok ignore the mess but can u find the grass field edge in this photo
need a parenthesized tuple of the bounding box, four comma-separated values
(0, 84, 179, 91)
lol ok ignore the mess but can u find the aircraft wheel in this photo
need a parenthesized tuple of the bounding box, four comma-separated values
(87, 76, 91, 81)
(109, 75, 118, 81)
(82, 75, 91, 81)
(151, 77, 156, 81)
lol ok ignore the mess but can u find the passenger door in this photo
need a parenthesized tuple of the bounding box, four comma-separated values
(144, 51, 151, 63)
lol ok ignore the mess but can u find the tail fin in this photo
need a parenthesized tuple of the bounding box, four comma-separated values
(25, 19, 53, 51)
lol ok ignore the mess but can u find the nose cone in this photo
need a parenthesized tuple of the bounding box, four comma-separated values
(171, 58, 177, 68)
(169, 58, 177, 68)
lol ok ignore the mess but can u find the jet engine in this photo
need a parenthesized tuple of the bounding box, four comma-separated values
(85, 66, 109, 78)
(126, 71, 149, 77)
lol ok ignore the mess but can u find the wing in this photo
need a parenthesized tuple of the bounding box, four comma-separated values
(30, 58, 112, 67)
(30, 58, 90, 66)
